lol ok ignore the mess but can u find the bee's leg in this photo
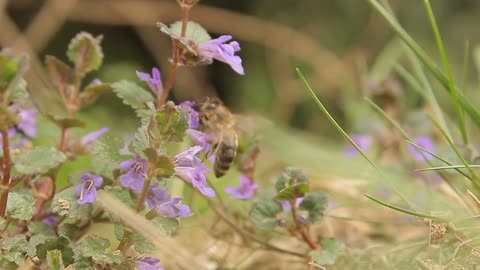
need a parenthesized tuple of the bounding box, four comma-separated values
(202, 143, 218, 162)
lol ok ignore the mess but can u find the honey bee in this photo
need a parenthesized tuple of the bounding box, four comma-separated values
(195, 97, 243, 177)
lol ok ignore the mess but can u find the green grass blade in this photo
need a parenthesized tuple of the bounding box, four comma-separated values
(424, 0, 467, 144)
(296, 68, 379, 170)
(405, 140, 471, 179)
(364, 194, 446, 221)
(416, 165, 480, 172)
(428, 115, 480, 187)
(367, 0, 480, 127)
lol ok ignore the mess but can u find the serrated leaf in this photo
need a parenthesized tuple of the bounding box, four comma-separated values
(274, 182, 310, 200)
(132, 123, 153, 153)
(299, 191, 328, 224)
(45, 55, 75, 97)
(250, 199, 282, 230)
(67, 32, 103, 76)
(275, 167, 310, 193)
(2, 234, 28, 252)
(27, 234, 53, 257)
(156, 101, 189, 142)
(6, 192, 35, 220)
(75, 235, 124, 265)
(14, 146, 67, 175)
(36, 236, 74, 267)
(52, 187, 92, 219)
(128, 232, 155, 254)
(103, 186, 135, 207)
(8, 79, 28, 102)
(112, 80, 154, 110)
(152, 216, 179, 235)
(309, 238, 344, 266)
(44, 113, 85, 129)
(3, 251, 24, 266)
(79, 83, 112, 107)
(113, 224, 124, 242)
(91, 136, 124, 163)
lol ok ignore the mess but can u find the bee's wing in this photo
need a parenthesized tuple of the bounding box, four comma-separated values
(233, 114, 273, 139)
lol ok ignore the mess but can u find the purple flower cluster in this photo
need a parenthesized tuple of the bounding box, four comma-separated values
(173, 146, 215, 197)
(198, 35, 244, 75)
(0, 107, 37, 149)
(143, 182, 192, 218)
(136, 257, 164, 270)
(136, 67, 163, 97)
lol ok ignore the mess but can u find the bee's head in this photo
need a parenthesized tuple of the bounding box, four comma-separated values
(195, 97, 223, 112)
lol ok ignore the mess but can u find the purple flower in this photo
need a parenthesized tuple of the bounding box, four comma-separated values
(17, 109, 37, 137)
(75, 173, 103, 204)
(156, 197, 193, 218)
(179, 101, 199, 129)
(186, 129, 212, 151)
(143, 183, 171, 210)
(224, 175, 258, 200)
(136, 67, 163, 96)
(42, 214, 61, 227)
(136, 257, 164, 270)
(173, 146, 215, 197)
(279, 198, 304, 212)
(407, 136, 435, 162)
(343, 134, 373, 157)
(119, 154, 147, 192)
(80, 127, 109, 149)
(198, 35, 244, 75)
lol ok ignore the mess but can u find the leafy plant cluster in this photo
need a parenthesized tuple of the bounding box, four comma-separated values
(0, 0, 338, 269)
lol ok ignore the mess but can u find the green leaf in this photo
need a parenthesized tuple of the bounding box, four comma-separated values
(58, 223, 80, 240)
(2, 251, 24, 266)
(46, 249, 65, 270)
(74, 235, 124, 265)
(169, 21, 211, 43)
(152, 216, 179, 235)
(27, 234, 52, 257)
(6, 192, 35, 220)
(44, 114, 86, 129)
(274, 167, 310, 200)
(14, 146, 67, 175)
(309, 238, 345, 265)
(156, 101, 189, 142)
(132, 123, 153, 153)
(91, 135, 125, 163)
(112, 80, 155, 110)
(28, 221, 56, 236)
(79, 83, 112, 107)
(298, 191, 328, 224)
(45, 55, 75, 97)
(36, 236, 74, 267)
(52, 187, 92, 219)
(113, 224, 124, 242)
(154, 155, 175, 177)
(250, 199, 282, 230)
(103, 186, 135, 208)
(7, 79, 28, 102)
(2, 234, 28, 252)
(128, 232, 155, 254)
(67, 32, 103, 76)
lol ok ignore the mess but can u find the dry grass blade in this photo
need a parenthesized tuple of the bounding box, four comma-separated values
(95, 190, 208, 270)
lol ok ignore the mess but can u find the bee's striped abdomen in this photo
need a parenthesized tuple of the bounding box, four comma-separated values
(214, 131, 238, 178)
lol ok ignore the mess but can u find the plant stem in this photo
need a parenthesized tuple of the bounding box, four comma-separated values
(156, 6, 190, 108)
(0, 127, 11, 216)
(136, 177, 152, 212)
(290, 199, 319, 250)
